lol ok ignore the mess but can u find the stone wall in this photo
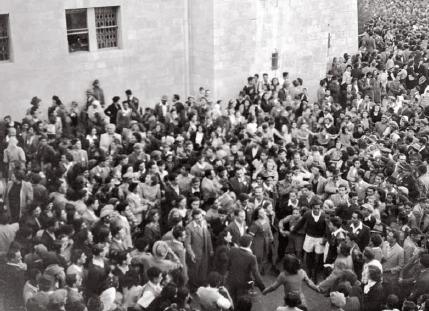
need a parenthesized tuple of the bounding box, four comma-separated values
(210, 0, 359, 104)
(0, 0, 187, 119)
(0, 0, 358, 120)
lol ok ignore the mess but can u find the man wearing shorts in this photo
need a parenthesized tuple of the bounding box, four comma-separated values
(292, 196, 328, 284)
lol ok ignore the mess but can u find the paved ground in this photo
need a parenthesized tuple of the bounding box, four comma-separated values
(251, 272, 332, 311)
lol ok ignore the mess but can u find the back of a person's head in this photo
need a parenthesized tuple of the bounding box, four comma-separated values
(207, 271, 222, 288)
(87, 296, 104, 311)
(239, 234, 252, 248)
(236, 296, 253, 311)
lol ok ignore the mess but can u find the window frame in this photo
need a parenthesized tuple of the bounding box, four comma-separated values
(95, 6, 120, 50)
(65, 8, 90, 53)
(0, 13, 11, 61)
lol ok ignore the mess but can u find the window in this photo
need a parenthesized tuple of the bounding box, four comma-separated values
(0, 14, 10, 61)
(95, 7, 118, 49)
(66, 9, 89, 53)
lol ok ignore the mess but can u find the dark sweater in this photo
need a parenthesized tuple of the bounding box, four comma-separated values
(292, 210, 327, 238)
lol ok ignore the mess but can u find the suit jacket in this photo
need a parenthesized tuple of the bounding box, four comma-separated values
(307, 175, 327, 196)
(347, 222, 370, 251)
(154, 102, 170, 119)
(409, 269, 429, 302)
(229, 176, 251, 197)
(109, 239, 127, 253)
(226, 221, 246, 246)
(226, 247, 265, 291)
(200, 177, 218, 201)
(362, 281, 383, 311)
(99, 133, 122, 151)
(381, 242, 404, 277)
(330, 193, 349, 208)
(184, 220, 213, 261)
(5, 180, 33, 219)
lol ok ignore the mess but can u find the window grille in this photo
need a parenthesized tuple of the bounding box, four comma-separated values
(0, 14, 10, 61)
(95, 7, 118, 49)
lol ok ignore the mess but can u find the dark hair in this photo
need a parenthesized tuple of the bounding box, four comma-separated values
(172, 226, 186, 240)
(337, 281, 352, 297)
(207, 271, 222, 287)
(339, 242, 352, 257)
(66, 273, 78, 287)
(147, 266, 162, 282)
(368, 265, 382, 282)
(71, 249, 85, 264)
(236, 296, 253, 311)
(283, 254, 301, 274)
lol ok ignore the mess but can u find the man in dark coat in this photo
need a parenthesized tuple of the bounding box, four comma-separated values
(347, 210, 371, 251)
(104, 96, 121, 125)
(226, 234, 265, 304)
(408, 253, 429, 302)
(0, 248, 27, 311)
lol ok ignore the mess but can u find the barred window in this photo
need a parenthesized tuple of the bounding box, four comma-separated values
(0, 14, 10, 61)
(66, 9, 89, 53)
(95, 7, 118, 49)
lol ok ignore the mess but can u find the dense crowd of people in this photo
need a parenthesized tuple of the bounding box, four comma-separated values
(4, 1, 429, 311)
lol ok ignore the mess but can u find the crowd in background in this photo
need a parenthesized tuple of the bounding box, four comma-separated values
(4, 0, 429, 311)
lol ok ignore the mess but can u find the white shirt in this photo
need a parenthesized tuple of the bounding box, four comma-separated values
(234, 220, 245, 236)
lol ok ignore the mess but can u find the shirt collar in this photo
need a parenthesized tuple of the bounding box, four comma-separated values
(350, 221, 363, 231)
(240, 246, 252, 253)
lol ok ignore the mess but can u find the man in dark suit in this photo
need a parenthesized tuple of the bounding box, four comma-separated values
(0, 248, 27, 311)
(185, 209, 213, 292)
(41, 217, 58, 251)
(154, 95, 170, 122)
(229, 167, 251, 197)
(347, 210, 371, 251)
(225, 209, 247, 246)
(226, 234, 265, 304)
(408, 253, 429, 302)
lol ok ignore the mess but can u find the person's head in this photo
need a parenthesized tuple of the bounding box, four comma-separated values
(7, 247, 22, 264)
(239, 234, 253, 248)
(284, 292, 301, 308)
(236, 296, 253, 311)
(351, 211, 363, 226)
(172, 226, 186, 242)
(338, 242, 351, 257)
(368, 265, 382, 282)
(192, 209, 204, 225)
(386, 229, 399, 245)
(207, 271, 222, 288)
(283, 254, 301, 275)
(410, 228, 422, 243)
(147, 266, 163, 284)
(71, 248, 87, 266)
(66, 273, 82, 288)
(234, 209, 246, 224)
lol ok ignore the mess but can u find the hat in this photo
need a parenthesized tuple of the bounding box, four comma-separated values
(411, 143, 421, 150)
(49, 289, 68, 305)
(112, 96, 120, 102)
(38, 274, 53, 290)
(330, 292, 346, 308)
(150, 150, 162, 158)
(152, 241, 169, 259)
(363, 247, 376, 260)
(122, 172, 134, 180)
(31, 96, 42, 106)
(397, 186, 409, 196)
(44, 264, 64, 277)
(161, 95, 168, 101)
(362, 203, 374, 213)
(100, 205, 114, 218)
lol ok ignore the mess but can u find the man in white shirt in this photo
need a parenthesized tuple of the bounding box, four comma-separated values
(136, 267, 163, 310)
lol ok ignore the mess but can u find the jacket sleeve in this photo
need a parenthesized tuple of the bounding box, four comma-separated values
(391, 249, 404, 275)
(250, 255, 265, 291)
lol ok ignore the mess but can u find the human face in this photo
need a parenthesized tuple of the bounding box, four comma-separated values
(79, 253, 87, 265)
(33, 206, 41, 217)
(194, 213, 204, 225)
(338, 187, 346, 195)
(351, 213, 359, 226)
(224, 231, 233, 243)
(289, 193, 297, 202)
(255, 188, 263, 199)
(236, 211, 246, 224)
(312, 206, 320, 216)
(191, 200, 200, 210)
(292, 209, 300, 219)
